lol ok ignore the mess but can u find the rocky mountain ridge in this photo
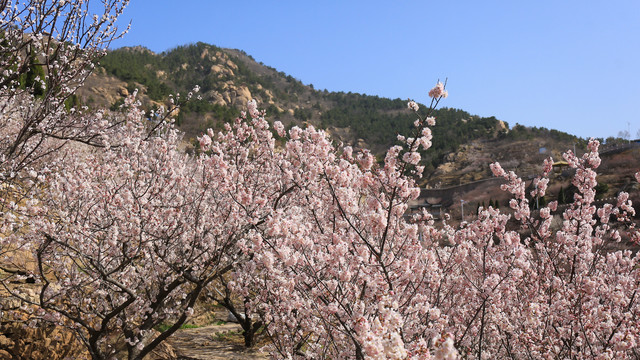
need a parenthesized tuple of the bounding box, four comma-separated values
(76, 42, 606, 188)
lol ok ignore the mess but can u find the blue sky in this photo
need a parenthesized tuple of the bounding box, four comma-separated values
(110, 1, 640, 140)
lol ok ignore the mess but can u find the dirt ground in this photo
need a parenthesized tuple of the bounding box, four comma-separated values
(168, 322, 268, 360)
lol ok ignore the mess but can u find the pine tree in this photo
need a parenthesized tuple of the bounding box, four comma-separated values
(19, 50, 46, 97)
(558, 186, 566, 204)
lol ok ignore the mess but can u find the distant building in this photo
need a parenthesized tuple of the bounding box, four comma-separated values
(407, 198, 443, 219)
(552, 161, 569, 174)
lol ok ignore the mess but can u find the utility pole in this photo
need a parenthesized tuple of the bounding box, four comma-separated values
(460, 199, 465, 222)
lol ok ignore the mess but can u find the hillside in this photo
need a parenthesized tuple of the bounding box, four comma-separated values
(77, 42, 589, 184)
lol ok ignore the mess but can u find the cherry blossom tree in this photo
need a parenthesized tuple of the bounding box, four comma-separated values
(1, 4, 638, 357)
(457, 143, 640, 359)
(218, 89, 640, 359)
(198, 100, 299, 348)
(1, 93, 302, 359)
(0, 2, 134, 357)
(0, 0, 130, 177)
(1, 72, 637, 360)
(0, 0, 130, 279)
(407, 142, 640, 359)
(211, 85, 456, 359)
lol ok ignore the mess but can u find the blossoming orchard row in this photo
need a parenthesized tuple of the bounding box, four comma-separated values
(1, 1, 640, 359)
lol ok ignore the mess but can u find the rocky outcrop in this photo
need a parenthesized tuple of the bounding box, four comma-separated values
(0, 311, 178, 360)
(0, 276, 178, 360)
(0, 281, 88, 360)
(232, 86, 252, 106)
(211, 64, 234, 77)
(0, 322, 87, 360)
(225, 59, 238, 71)
(76, 72, 129, 108)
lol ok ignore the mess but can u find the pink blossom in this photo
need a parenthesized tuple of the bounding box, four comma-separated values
(428, 82, 448, 99)
(402, 151, 421, 165)
(273, 121, 285, 137)
(247, 99, 260, 118)
(198, 134, 212, 149)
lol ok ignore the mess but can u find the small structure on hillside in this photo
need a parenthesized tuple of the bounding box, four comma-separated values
(408, 197, 443, 219)
(552, 160, 569, 174)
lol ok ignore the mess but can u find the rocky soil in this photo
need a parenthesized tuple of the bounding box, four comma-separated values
(168, 323, 267, 360)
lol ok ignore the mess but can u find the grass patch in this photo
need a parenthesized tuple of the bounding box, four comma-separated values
(155, 323, 201, 333)
(212, 329, 242, 342)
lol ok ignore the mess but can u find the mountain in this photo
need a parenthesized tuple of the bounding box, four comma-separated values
(77, 42, 593, 187)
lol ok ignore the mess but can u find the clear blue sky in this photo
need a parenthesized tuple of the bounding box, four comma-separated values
(109, 1, 640, 140)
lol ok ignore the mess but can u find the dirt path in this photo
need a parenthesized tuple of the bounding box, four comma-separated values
(167, 323, 268, 360)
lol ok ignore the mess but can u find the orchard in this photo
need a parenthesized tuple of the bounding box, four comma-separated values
(1, 1, 639, 359)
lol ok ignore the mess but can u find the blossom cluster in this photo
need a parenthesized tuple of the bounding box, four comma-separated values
(1, 7, 639, 357)
(428, 81, 448, 99)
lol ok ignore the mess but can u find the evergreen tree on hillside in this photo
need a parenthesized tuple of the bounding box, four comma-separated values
(19, 50, 46, 97)
(98, 42, 583, 171)
(558, 186, 566, 204)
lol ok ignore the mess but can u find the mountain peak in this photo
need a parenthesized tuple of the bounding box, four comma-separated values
(80, 42, 587, 188)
